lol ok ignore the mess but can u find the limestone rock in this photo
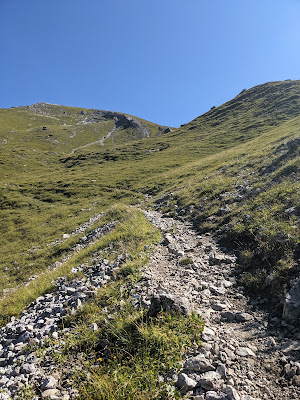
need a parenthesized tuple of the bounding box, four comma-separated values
(235, 312, 254, 322)
(41, 389, 60, 398)
(199, 371, 222, 391)
(235, 347, 256, 357)
(148, 293, 192, 317)
(184, 355, 215, 372)
(41, 376, 58, 390)
(205, 391, 226, 400)
(177, 373, 197, 393)
(202, 326, 215, 342)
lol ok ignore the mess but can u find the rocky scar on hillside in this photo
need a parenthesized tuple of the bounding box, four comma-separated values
(21, 102, 171, 139)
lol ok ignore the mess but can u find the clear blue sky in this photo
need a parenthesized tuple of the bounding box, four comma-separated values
(1, 0, 300, 127)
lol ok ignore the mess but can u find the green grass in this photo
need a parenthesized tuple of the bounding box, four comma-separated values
(0, 205, 159, 326)
(0, 79, 299, 308)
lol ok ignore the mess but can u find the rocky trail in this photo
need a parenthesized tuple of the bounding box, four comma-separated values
(0, 210, 300, 399)
(136, 210, 300, 400)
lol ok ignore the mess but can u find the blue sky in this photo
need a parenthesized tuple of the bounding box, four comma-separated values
(1, 0, 300, 127)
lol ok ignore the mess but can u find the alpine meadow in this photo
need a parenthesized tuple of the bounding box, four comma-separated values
(0, 80, 299, 399)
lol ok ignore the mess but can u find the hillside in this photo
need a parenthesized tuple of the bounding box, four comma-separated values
(0, 80, 299, 399)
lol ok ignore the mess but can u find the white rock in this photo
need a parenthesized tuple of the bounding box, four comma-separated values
(199, 371, 221, 391)
(177, 373, 197, 393)
(41, 376, 58, 390)
(235, 347, 256, 357)
(52, 332, 59, 340)
(202, 327, 215, 342)
(90, 323, 98, 331)
(41, 389, 60, 398)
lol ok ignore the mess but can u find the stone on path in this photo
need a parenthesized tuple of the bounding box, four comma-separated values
(148, 293, 192, 317)
(184, 354, 215, 372)
(235, 312, 254, 322)
(177, 373, 197, 393)
(199, 371, 222, 391)
(202, 326, 216, 342)
(226, 385, 240, 400)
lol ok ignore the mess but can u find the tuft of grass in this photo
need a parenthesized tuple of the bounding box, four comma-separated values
(179, 257, 192, 266)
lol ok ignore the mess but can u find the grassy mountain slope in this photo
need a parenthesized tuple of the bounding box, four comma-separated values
(0, 80, 299, 316)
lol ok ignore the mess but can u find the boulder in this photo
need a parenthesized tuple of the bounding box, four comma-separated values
(184, 355, 215, 372)
(202, 327, 215, 342)
(235, 312, 254, 322)
(235, 347, 256, 357)
(199, 371, 222, 391)
(148, 293, 192, 317)
(177, 373, 197, 393)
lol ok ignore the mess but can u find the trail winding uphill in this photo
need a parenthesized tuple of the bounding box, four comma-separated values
(0, 210, 299, 399)
(69, 127, 117, 154)
(136, 210, 300, 400)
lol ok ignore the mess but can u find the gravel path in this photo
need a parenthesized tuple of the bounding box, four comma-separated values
(137, 210, 300, 400)
(0, 210, 300, 399)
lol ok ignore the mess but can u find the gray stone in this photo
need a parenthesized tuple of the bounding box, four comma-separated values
(21, 363, 36, 375)
(202, 327, 215, 342)
(226, 385, 240, 400)
(221, 311, 236, 322)
(148, 293, 192, 317)
(283, 279, 300, 325)
(41, 389, 60, 398)
(281, 340, 300, 353)
(184, 355, 215, 372)
(212, 303, 228, 311)
(0, 358, 7, 367)
(235, 312, 254, 322)
(216, 363, 226, 378)
(41, 376, 58, 390)
(292, 375, 300, 386)
(235, 347, 256, 357)
(177, 373, 197, 393)
(206, 391, 226, 400)
(199, 371, 221, 391)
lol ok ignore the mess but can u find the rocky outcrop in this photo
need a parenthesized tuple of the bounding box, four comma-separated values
(148, 293, 192, 317)
(78, 110, 152, 138)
